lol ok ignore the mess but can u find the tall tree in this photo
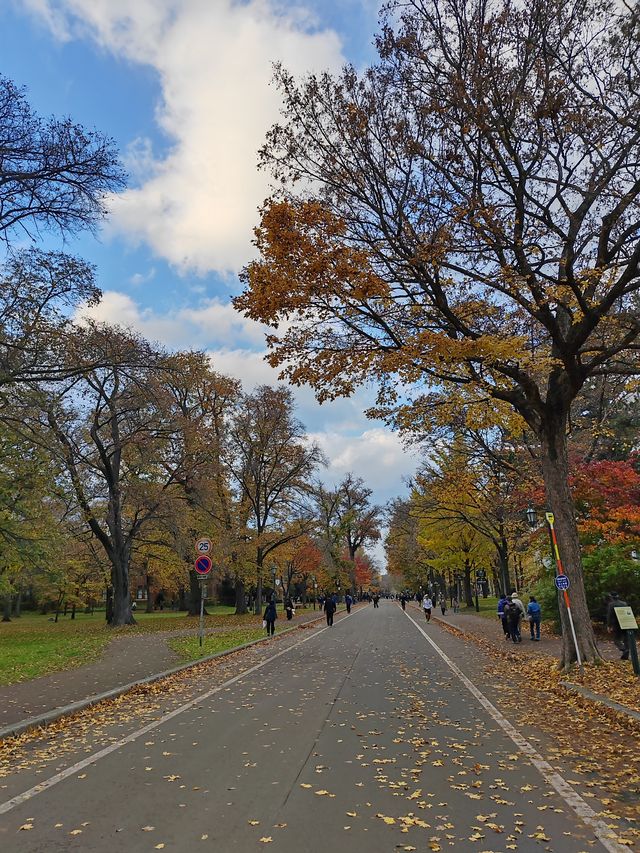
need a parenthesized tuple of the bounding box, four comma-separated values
(14, 324, 187, 626)
(158, 352, 240, 615)
(225, 386, 325, 613)
(237, 0, 640, 667)
(0, 74, 124, 243)
(314, 474, 381, 595)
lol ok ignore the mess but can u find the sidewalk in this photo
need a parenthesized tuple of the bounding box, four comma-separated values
(410, 602, 620, 661)
(0, 607, 327, 731)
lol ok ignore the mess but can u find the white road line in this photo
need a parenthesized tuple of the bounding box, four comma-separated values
(0, 619, 340, 816)
(404, 610, 629, 853)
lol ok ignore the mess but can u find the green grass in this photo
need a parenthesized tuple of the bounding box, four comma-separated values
(168, 627, 268, 662)
(0, 606, 284, 685)
(0, 623, 109, 686)
(458, 595, 500, 618)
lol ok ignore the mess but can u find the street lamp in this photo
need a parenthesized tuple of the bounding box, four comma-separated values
(526, 505, 537, 529)
(270, 565, 277, 602)
(312, 576, 318, 610)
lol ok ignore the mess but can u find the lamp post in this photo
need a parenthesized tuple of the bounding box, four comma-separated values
(312, 577, 318, 610)
(270, 565, 277, 603)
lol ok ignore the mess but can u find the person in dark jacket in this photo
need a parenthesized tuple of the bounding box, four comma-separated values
(606, 592, 629, 660)
(264, 600, 277, 636)
(497, 594, 510, 639)
(285, 597, 294, 620)
(504, 599, 522, 643)
(324, 595, 336, 626)
(345, 593, 353, 614)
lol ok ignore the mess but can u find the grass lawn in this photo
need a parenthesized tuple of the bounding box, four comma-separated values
(0, 605, 291, 686)
(458, 595, 499, 618)
(168, 627, 268, 662)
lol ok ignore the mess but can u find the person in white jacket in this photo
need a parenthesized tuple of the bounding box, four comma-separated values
(422, 595, 433, 622)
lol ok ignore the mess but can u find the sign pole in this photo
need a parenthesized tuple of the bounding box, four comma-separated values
(546, 512, 582, 667)
(199, 578, 205, 649)
(628, 631, 640, 676)
(193, 540, 213, 652)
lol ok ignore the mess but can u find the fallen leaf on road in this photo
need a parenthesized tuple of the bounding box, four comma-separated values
(259, 837, 272, 843)
(19, 824, 33, 830)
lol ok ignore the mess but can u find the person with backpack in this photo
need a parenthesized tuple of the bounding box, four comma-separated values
(527, 595, 542, 641)
(345, 592, 353, 614)
(284, 597, 294, 620)
(505, 595, 523, 643)
(263, 599, 277, 636)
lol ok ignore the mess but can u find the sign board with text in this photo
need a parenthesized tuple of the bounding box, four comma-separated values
(614, 606, 638, 631)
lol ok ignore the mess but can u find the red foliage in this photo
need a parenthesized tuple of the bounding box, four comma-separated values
(570, 456, 640, 542)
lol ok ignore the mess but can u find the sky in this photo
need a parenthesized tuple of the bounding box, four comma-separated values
(0, 0, 421, 567)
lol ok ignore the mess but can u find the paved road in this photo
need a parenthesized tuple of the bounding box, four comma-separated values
(0, 602, 624, 852)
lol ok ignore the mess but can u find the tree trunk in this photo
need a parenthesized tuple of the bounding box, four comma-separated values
(109, 548, 135, 626)
(496, 536, 511, 596)
(234, 577, 248, 615)
(187, 569, 208, 616)
(145, 574, 153, 613)
(254, 548, 264, 615)
(71, 602, 76, 620)
(12, 591, 22, 617)
(540, 414, 600, 668)
(463, 560, 473, 607)
(2, 596, 11, 622)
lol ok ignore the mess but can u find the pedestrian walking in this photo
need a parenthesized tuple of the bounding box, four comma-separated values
(510, 592, 527, 641)
(422, 594, 433, 622)
(324, 595, 336, 626)
(606, 591, 630, 660)
(373, 594, 380, 608)
(285, 597, 294, 620)
(263, 600, 277, 636)
(345, 593, 353, 614)
(497, 594, 510, 639)
(452, 596, 459, 613)
(527, 595, 541, 640)
(439, 595, 447, 616)
(504, 597, 522, 643)
(400, 595, 406, 611)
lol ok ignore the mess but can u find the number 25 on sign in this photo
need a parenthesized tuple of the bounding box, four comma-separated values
(195, 537, 211, 554)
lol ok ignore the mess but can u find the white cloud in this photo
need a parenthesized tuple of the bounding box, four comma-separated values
(310, 427, 419, 504)
(76, 289, 273, 351)
(129, 267, 156, 286)
(25, 0, 346, 273)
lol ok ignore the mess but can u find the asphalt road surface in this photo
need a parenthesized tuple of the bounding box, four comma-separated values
(0, 601, 625, 852)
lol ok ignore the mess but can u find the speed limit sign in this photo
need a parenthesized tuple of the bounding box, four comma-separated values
(195, 537, 212, 555)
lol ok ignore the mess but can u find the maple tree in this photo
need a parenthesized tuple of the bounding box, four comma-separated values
(237, 0, 640, 667)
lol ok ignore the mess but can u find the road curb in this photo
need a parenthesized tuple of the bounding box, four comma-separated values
(559, 681, 640, 724)
(0, 611, 330, 742)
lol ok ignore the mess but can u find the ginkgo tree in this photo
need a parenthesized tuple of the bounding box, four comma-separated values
(237, 0, 640, 667)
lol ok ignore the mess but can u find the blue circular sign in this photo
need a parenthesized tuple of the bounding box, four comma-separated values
(195, 555, 212, 576)
(554, 575, 570, 591)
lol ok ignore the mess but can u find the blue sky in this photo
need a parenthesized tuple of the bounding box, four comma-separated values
(1, 0, 419, 559)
